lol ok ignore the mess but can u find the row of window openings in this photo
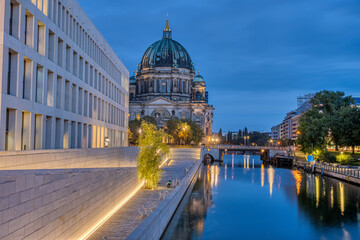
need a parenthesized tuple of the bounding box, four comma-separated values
(9, 1, 127, 91)
(5, 109, 125, 151)
(10, 0, 122, 83)
(8, 50, 127, 109)
(7, 53, 127, 127)
(137, 80, 190, 94)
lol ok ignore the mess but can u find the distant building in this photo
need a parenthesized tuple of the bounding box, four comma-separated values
(129, 16, 214, 138)
(271, 94, 314, 140)
(0, 0, 129, 151)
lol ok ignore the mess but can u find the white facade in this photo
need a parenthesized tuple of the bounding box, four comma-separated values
(0, 0, 129, 151)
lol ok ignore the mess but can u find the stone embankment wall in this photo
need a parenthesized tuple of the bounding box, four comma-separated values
(0, 147, 138, 170)
(127, 148, 202, 240)
(0, 147, 141, 239)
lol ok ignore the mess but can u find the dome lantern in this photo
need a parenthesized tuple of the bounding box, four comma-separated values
(163, 12, 172, 39)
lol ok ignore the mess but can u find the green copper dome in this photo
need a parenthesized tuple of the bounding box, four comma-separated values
(129, 76, 136, 84)
(193, 74, 204, 83)
(138, 17, 194, 71)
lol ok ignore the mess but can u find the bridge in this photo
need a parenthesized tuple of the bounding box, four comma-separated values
(200, 145, 289, 163)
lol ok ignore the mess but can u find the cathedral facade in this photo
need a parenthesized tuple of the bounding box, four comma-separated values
(129, 17, 214, 138)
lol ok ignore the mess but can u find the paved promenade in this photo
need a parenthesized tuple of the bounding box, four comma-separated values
(88, 149, 200, 240)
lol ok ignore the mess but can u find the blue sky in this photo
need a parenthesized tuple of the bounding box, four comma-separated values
(80, 0, 360, 132)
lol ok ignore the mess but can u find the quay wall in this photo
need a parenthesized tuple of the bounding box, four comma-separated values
(0, 167, 141, 240)
(294, 161, 360, 185)
(0, 147, 138, 170)
(126, 148, 202, 240)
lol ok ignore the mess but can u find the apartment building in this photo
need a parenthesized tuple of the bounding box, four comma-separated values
(0, 0, 129, 151)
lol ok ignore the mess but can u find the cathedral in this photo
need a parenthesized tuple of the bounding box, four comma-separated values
(129, 16, 214, 138)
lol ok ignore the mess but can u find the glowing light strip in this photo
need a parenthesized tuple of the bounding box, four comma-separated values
(81, 181, 145, 240)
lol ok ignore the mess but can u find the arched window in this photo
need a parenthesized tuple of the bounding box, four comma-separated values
(196, 92, 201, 100)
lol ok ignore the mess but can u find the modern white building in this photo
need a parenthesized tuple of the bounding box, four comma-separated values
(0, 0, 129, 151)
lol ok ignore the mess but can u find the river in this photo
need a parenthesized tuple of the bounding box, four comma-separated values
(162, 154, 360, 240)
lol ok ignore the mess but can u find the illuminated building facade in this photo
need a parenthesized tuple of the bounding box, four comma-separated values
(0, 0, 129, 151)
(129, 16, 214, 137)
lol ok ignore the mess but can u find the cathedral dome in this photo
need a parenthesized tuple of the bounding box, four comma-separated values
(193, 73, 204, 83)
(138, 16, 194, 71)
(129, 75, 136, 84)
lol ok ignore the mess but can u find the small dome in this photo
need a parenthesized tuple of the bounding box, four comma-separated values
(193, 74, 204, 83)
(129, 76, 136, 84)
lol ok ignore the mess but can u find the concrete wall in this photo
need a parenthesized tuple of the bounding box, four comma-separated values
(0, 147, 138, 170)
(0, 167, 141, 240)
(126, 152, 202, 240)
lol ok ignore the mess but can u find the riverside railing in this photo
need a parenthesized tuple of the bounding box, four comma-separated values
(315, 162, 360, 179)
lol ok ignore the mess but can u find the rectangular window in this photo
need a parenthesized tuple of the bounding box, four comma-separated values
(45, 116, 52, 149)
(79, 57, 84, 80)
(34, 114, 43, 149)
(21, 111, 30, 150)
(56, 76, 62, 109)
(47, 71, 54, 106)
(5, 108, 16, 151)
(48, 30, 55, 61)
(64, 80, 70, 111)
(57, 38, 64, 67)
(66, 45, 71, 72)
(63, 120, 69, 149)
(7, 50, 18, 96)
(72, 84, 76, 113)
(37, 21, 46, 55)
(25, 11, 34, 47)
(84, 90, 88, 117)
(73, 51, 78, 77)
(23, 57, 32, 100)
(36, 65, 44, 103)
(9, 1, 20, 39)
(55, 118, 61, 149)
(78, 88, 83, 115)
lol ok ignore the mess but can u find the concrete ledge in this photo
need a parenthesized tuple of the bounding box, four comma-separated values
(0, 147, 139, 170)
(126, 159, 202, 240)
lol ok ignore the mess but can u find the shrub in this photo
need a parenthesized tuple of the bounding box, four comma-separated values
(336, 154, 354, 165)
(318, 151, 336, 163)
(137, 122, 170, 189)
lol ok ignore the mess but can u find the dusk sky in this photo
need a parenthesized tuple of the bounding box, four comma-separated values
(80, 0, 360, 132)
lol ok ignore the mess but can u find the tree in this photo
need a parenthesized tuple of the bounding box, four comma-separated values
(297, 109, 329, 154)
(177, 122, 191, 145)
(310, 90, 353, 150)
(129, 119, 141, 145)
(137, 122, 170, 189)
(129, 116, 158, 145)
(338, 107, 360, 154)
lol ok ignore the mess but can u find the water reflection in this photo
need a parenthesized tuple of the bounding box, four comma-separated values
(165, 155, 360, 240)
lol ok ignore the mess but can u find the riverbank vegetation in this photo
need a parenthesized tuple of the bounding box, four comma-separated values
(129, 116, 203, 145)
(297, 90, 360, 165)
(137, 121, 170, 189)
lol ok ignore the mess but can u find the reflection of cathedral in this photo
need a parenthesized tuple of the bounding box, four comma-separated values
(129, 16, 214, 137)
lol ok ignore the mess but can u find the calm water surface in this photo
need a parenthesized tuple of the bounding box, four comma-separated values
(164, 154, 360, 240)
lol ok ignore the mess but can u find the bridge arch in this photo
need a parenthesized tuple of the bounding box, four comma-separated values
(203, 153, 214, 164)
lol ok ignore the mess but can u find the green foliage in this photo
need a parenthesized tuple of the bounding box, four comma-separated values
(137, 122, 170, 189)
(165, 119, 203, 145)
(317, 151, 336, 163)
(129, 116, 157, 145)
(336, 154, 354, 165)
(337, 107, 360, 153)
(296, 90, 358, 154)
(297, 109, 329, 154)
